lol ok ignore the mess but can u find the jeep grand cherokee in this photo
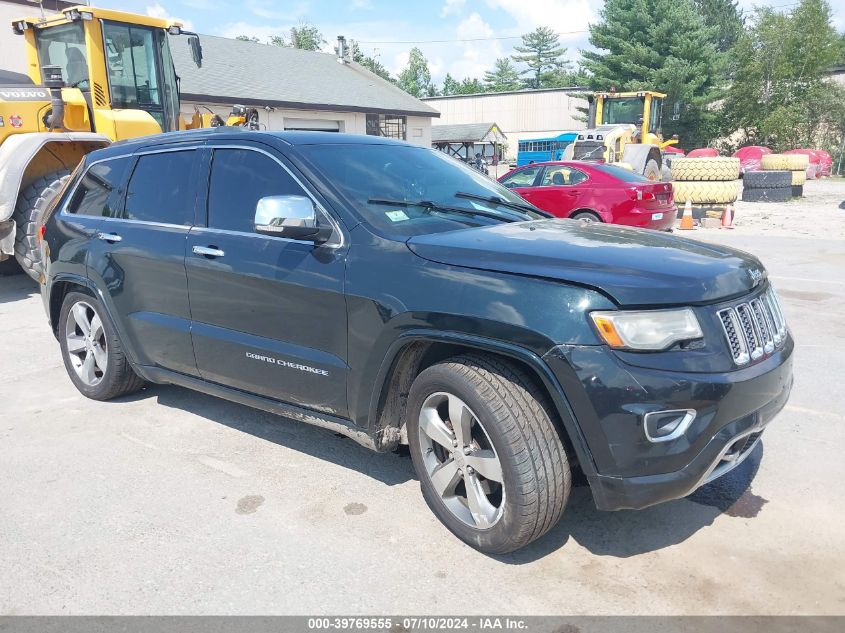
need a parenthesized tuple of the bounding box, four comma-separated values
(39, 129, 793, 554)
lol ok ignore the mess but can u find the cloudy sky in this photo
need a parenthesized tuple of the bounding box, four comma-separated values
(98, 0, 844, 84)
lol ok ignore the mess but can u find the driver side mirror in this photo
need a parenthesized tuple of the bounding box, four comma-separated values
(254, 195, 332, 243)
(188, 35, 203, 68)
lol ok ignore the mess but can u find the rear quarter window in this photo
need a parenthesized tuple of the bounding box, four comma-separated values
(66, 157, 132, 217)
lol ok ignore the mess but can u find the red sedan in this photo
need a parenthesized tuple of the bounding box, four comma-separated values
(498, 161, 676, 231)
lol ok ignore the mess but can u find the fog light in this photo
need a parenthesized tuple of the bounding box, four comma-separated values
(644, 409, 696, 443)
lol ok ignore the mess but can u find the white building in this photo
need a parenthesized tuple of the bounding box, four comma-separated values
(422, 88, 588, 160)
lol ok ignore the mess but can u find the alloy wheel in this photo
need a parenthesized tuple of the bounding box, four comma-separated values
(417, 391, 505, 529)
(64, 300, 108, 387)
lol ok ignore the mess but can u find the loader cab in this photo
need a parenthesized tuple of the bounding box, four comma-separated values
(14, 6, 201, 137)
(591, 91, 665, 146)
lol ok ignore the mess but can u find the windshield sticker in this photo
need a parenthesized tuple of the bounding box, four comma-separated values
(385, 210, 409, 222)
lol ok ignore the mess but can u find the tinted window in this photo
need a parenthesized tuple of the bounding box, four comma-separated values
(501, 167, 540, 188)
(124, 151, 197, 225)
(591, 163, 652, 183)
(67, 158, 131, 217)
(540, 165, 588, 186)
(207, 149, 308, 233)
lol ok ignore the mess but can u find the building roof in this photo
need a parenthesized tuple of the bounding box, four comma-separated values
(431, 122, 507, 144)
(422, 87, 589, 101)
(170, 34, 439, 118)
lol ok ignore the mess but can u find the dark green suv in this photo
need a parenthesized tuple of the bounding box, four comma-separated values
(40, 129, 793, 554)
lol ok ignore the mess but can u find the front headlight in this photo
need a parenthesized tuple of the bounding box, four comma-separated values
(590, 308, 703, 351)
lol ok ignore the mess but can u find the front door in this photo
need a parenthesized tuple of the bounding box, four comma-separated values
(185, 146, 348, 416)
(86, 148, 201, 376)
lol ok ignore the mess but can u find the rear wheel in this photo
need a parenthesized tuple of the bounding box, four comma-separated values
(14, 169, 70, 281)
(59, 291, 146, 401)
(407, 354, 571, 554)
(570, 210, 602, 223)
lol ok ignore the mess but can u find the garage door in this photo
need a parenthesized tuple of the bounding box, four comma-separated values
(284, 118, 341, 132)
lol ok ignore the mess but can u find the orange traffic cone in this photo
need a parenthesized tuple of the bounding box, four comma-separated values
(720, 204, 735, 229)
(678, 200, 695, 230)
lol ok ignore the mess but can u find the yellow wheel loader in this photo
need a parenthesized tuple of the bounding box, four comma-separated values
(564, 90, 679, 181)
(0, 5, 258, 280)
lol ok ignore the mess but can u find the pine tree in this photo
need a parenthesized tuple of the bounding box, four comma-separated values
(397, 47, 433, 97)
(483, 58, 521, 92)
(350, 40, 394, 83)
(441, 73, 460, 95)
(722, 0, 845, 150)
(694, 0, 744, 53)
(511, 27, 569, 89)
(582, 0, 723, 148)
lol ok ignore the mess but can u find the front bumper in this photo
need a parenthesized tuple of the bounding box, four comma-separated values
(545, 336, 793, 511)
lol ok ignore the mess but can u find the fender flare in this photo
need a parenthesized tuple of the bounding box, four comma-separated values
(0, 132, 110, 223)
(366, 330, 598, 477)
(621, 144, 661, 175)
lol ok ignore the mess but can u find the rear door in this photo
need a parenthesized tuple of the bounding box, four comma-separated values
(86, 147, 202, 377)
(529, 165, 589, 216)
(185, 144, 348, 416)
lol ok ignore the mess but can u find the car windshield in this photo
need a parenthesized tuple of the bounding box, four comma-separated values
(298, 143, 548, 237)
(591, 163, 652, 183)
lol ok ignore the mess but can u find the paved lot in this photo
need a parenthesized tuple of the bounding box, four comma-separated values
(1, 180, 844, 615)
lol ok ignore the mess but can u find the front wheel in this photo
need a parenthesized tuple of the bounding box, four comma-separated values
(407, 354, 571, 554)
(14, 169, 70, 281)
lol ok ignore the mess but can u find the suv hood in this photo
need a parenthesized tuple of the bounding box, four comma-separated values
(406, 220, 765, 306)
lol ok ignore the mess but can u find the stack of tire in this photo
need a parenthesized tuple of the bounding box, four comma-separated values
(741, 170, 792, 202)
(670, 157, 741, 207)
(756, 153, 809, 199)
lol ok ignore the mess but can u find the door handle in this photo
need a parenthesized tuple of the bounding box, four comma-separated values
(192, 245, 225, 258)
(96, 232, 122, 243)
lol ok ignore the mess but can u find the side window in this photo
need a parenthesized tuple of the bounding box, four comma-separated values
(124, 151, 197, 225)
(207, 149, 309, 234)
(66, 157, 131, 217)
(541, 166, 588, 187)
(501, 166, 540, 188)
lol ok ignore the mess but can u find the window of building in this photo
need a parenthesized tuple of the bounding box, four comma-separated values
(124, 151, 197, 225)
(366, 114, 407, 140)
(207, 149, 309, 234)
(67, 158, 132, 217)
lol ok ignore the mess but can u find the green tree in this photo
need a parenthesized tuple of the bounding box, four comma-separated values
(236, 35, 260, 43)
(722, 0, 845, 151)
(511, 26, 569, 89)
(268, 35, 286, 47)
(288, 22, 325, 51)
(397, 47, 433, 97)
(694, 0, 744, 53)
(441, 73, 460, 95)
(582, 0, 723, 148)
(349, 40, 394, 82)
(484, 58, 521, 92)
(456, 77, 484, 94)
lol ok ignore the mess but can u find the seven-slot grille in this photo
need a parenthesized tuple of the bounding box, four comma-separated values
(717, 287, 787, 366)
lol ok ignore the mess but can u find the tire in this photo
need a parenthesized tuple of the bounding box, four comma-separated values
(743, 170, 791, 189)
(407, 354, 571, 554)
(761, 154, 809, 171)
(643, 158, 661, 181)
(791, 170, 806, 186)
(791, 185, 803, 198)
(570, 210, 602, 223)
(58, 291, 146, 401)
(742, 186, 791, 202)
(13, 169, 70, 281)
(672, 180, 740, 204)
(670, 157, 740, 181)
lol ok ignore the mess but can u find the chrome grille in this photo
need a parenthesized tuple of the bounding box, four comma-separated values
(718, 287, 787, 366)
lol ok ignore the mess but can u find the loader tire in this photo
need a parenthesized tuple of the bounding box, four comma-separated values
(742, 170, 791, 189)
(742, 186, 791, 203)
(14, 169, 71, 281)
(672, 180, 740, 205)
(643, 159, 661, 181)
(670, 157, 740, 181)
(761, 154, 809, 171)
(791, 185, 803, 198)
(791, 170, 806, 186)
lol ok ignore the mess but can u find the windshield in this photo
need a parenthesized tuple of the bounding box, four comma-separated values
(34, 22, 88, 88)
(298, 144, 548, 237)
(602, 97, 645, 125)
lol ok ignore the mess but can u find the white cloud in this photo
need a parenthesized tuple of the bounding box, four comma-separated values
(484, 0, 594, 40)
(446, 12, 504, 80)
(440, 0, 466, 18)
(145, 3, 195, 31)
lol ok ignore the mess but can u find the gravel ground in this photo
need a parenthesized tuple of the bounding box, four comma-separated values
(0, 179, 843, 616)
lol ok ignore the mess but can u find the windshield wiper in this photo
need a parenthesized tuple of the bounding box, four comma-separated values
(367, 197, 517, 223)
(454, 191, 544, 216)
